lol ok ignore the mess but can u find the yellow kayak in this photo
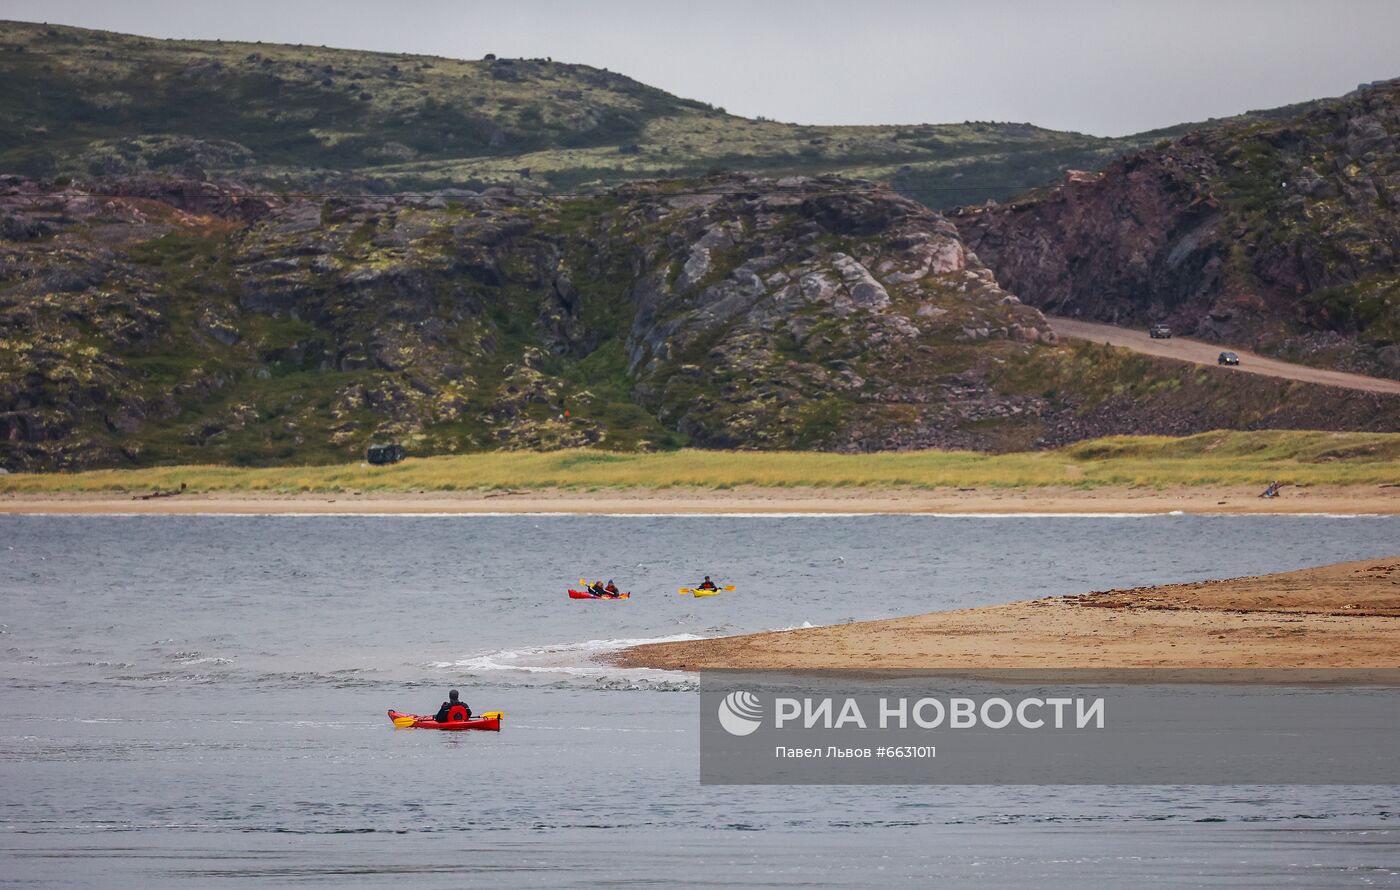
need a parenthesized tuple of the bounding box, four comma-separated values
(678, 585, 734, 597)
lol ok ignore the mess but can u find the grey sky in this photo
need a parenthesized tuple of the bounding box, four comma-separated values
(2, 0, 1397, 136)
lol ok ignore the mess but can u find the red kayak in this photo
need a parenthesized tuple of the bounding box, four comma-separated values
(388, 709, 502, 731)
(568, 589, 630, 599)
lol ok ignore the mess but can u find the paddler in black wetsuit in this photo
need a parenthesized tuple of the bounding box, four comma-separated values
(604, 580, 621, 597)
(588, 580, 608, 597)
(696, 576, 718, 592)
(433, 689, 471, 722)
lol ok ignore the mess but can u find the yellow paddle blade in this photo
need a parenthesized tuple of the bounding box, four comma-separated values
(723, 585, 736, 591)
(392, 716, 416, 728)
(480, 711, 503, 720)
(678, 588, 693, 595)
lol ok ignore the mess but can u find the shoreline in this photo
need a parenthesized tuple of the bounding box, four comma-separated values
(611, 557, 1400, 671)
(2, 484, 1399, 514)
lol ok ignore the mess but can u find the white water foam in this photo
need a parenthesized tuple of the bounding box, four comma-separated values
(432, 633, 703, 683)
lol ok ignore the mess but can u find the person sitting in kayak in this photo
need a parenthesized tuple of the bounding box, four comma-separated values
(604, 580, 621, 597)
(588, 580, 608, 597)
(697, 576, 718, 591)
(433, 689, 471, 723)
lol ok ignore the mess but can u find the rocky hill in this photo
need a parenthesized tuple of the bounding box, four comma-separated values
(5, 172, 1400, 471)
(0, 20, 1221, 209)
(953, 78, 1400, 379)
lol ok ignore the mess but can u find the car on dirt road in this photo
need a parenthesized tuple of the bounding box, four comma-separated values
(1149, 324, 1172, 339)
(1217, 351, 1240, 366)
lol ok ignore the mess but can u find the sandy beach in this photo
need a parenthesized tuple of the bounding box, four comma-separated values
(612, 557, 1400, 671)
(2, 484, 1399, 514)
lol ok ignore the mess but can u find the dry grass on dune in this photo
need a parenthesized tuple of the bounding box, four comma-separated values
(4, 430, 1399, 495)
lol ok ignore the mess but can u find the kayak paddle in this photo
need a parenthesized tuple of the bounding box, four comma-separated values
(678, 585, 736, 595)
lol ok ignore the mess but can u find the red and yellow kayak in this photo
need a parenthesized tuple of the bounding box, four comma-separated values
(568, 589, 630, 599)
(388, 709, 502, 731)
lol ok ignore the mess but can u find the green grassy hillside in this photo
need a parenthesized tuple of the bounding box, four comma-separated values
(0, 20, 1171, 208)
(4, 22, 1395, 473)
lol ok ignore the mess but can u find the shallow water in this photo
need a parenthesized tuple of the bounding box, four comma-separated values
(3, 514, 1399, 886)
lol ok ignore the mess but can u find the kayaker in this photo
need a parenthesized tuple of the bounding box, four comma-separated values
(697, 576, 718, 591)
(433, 689, 471, 722)
(588, 580, 607, 597)
(604, 580, 621, 597)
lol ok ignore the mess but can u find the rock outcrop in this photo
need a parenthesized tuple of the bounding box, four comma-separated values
(953, 78, 1400, 379)
(3, 172, 1398, 471)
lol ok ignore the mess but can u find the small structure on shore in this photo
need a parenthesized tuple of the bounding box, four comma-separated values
(366, 443, 406, 465)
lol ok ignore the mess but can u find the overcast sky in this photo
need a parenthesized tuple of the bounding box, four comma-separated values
(3, 0, 1397, 136)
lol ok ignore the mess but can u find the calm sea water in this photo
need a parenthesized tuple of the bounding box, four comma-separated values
(3, 514, 1399, 887)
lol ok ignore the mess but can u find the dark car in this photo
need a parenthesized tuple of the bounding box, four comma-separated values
(1217, 352, 1240, 366)
(366, 443, 406, 465)
(1149, 324, 1172, 339)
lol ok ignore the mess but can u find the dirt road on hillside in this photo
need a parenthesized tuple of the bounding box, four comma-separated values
(1047, 316, 1400, 396)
